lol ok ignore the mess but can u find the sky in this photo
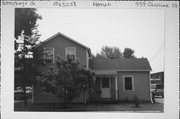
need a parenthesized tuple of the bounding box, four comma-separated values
(36, 8, 164, 73)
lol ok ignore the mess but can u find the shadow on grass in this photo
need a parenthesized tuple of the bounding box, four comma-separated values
(14, 99, 164, 112)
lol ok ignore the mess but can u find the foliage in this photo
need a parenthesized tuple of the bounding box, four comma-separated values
(123, 48, 136, 59)
(96, 46, 122, 59)
(133, 95, 140, 107)
(38, 56, 95, 107)
(15, 8, 42, 39)
(95, 46, 136, 59)
(122, 95, 129, 103)
(15, 8, 42, 105)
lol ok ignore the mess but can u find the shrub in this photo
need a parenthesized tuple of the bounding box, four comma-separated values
(38, 56, 95, 107)
(122, 96, 129, 103)
(133, 95, 140, 107)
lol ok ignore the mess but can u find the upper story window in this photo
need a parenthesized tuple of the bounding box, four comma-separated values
(65, 47, 76, 60)
(123, 76, 134, 91)
(44, 47, 54, 64)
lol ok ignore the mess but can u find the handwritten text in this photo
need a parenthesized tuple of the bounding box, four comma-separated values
(135, 1, 178, 8)
(93, 2, 111, 7)
(2, 1, 28, 7)
(53, 1, 76, 7)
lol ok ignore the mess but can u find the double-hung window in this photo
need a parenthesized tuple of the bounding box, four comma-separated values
(65, 47, 76, 60)
(44, 47, 54, 64)
(123, 76, 134, 91)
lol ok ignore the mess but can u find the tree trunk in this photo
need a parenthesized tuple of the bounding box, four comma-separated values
(84, 90, 87, 104)
(62, 89, 67, 108)
(22, 35, 27, 106)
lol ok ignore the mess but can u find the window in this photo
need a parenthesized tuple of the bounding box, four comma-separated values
(123, 76, 134, 91)
(44, 47, 54, 64)
(102, 77, 110, 88)
(65, 47, 76, 60)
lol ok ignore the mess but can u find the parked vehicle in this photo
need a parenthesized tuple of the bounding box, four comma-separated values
(152, 84, 164, 98)
(150, 84, 156, 92)
(14, 86, 32, 100)
(26, 86, 32, 98)
(14, 89, 24, 100)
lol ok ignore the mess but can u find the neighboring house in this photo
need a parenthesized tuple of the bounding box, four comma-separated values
(150, 78, 161, 92)
(150, 71, 164, 94)
(33, 32, 152, 103)
(150, 72, 164, 97)
(150, 71, 164, 85)
(150, 71, 164, 90)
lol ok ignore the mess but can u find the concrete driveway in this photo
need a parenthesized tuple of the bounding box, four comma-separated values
(155, 97, 164, 104)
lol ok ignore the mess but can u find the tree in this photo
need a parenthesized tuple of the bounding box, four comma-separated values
(15, 8, 42, 39)
(96, 46, 122, 59)
(123, 48, 136, 59)
(15, 8, 42, 105)
(96, 46, 136, 59)
(38, 56, 95, 108)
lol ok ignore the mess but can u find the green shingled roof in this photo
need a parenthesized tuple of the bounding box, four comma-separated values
(93, 58, 152, 71)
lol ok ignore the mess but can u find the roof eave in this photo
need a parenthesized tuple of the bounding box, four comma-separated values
(117, 70, 151, 72)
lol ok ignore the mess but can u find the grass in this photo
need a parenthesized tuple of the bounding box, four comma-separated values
(14, 99, 163, 112)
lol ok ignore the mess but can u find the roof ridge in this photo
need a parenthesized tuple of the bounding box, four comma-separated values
(56, 32, 90, 50)
(35, 32, 91, 50)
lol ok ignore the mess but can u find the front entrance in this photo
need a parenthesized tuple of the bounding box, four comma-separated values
(101, 77, 111, 98)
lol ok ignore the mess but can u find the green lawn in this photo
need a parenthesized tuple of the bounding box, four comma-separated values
(14, 99, 163, 112)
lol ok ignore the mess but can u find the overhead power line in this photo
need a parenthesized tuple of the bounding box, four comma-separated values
(150, 41, 164, 62)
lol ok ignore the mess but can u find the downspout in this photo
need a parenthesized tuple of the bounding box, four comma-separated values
(149, 71, 153, 103)
(84, 49, 89, 104)
(115, 76, 118, 100)
(86, 49, 89, 69)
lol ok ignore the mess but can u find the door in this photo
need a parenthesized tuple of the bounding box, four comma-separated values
(101, 77, 111, 98)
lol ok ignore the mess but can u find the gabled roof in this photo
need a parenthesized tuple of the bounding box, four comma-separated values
(93, 58, 152, 72)
(35, 32, 91, 55)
